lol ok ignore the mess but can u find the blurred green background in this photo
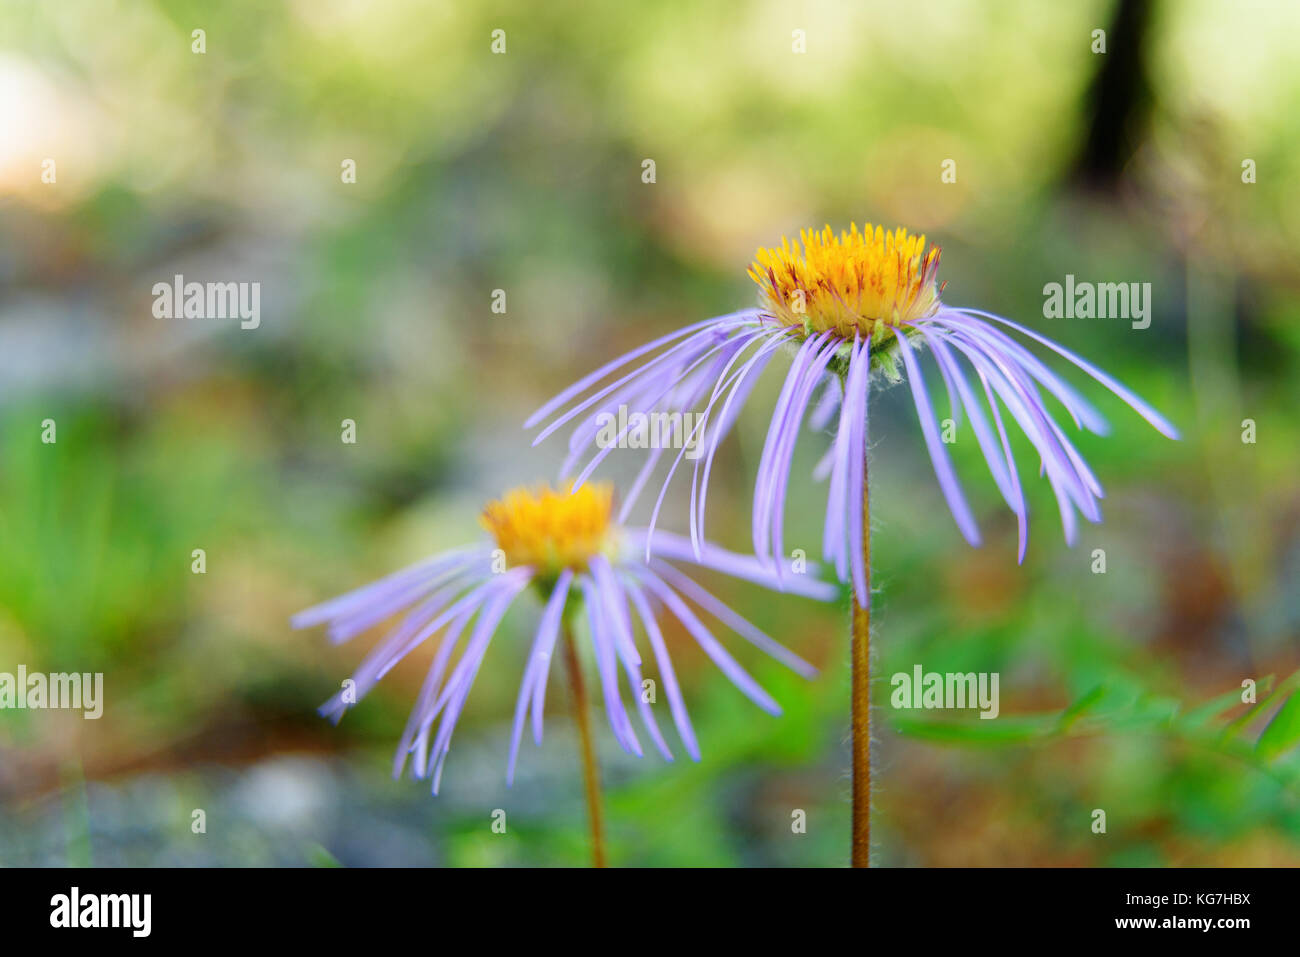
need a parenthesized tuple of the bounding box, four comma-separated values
(1, 0, 1298, 867)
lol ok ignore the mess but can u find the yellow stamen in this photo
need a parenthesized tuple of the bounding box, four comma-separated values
(480, 481, 616, 574)
(748, 223, 945, 338)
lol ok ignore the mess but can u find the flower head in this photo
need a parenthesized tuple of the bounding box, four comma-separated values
(527, 223, 1180, 605)
(293, 481, 833, 793)
(480, 481, 616, 575)
(749, 223, 943, 335)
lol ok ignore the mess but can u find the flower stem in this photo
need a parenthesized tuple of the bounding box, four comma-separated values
(562, 617, 607, 868)
(851, 463, 871, 867)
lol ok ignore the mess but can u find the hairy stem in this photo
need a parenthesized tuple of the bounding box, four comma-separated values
(851, 465, 871, 867)
(562, 618, 607, 868)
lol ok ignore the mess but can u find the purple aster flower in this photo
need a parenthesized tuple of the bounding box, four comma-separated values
(525, 223, 1180, 866)
(292, 480, 833, 866)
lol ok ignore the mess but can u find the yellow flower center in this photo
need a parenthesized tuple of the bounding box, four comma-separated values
(748, 223, 945, 338)
(480, 481, 616, 574)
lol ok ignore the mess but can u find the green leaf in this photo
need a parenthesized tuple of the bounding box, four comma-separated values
(306, 843, 343, 868)
(1181, 685, 1251, 729)
(1055, 684, 1107, 731)
(1221, 674, 1286, 741)
(1256, 693, 1300, 762)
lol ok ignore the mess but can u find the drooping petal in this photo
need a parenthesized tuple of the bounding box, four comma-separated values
(767, 334, 841, 583)
(592, 556, 672, 760)
(369, 571, 505, 687)
(946, 332, 1099, 533)
(319, 568, 501, 723)
(570, 326, 770, 491)
(633, 567, 782, 716)
(977, 368, 1029, 562)
(845, 334, 871, 603)
(823, 334, 866, 586)
(623, 578, 700, 761)
(921, 328, 1019, 509)
(955, 307, 1180, 439)
(424, 571, 531, 794)
(894, 327, 981, 546)
(531, 322, 733, 448)
(292, 547, 488, 641)
(685, 328, 791, 554)
(636, 327, 784, 555)
(809, 375, 842, 431)
(507, 568, 575, 785)
(931, 311, 1109, 435)
(397, 599, 479, 780)
(624, 529, 837, 601)
(607, 325, 775, 553)
(525, 312, 755, 430)
(923, 330, 963, 430)
(691, 326, 792, 551)
(579, 575, 642, 757)
(648, 558, 816, 678)
(617, 442, 666, 525)
(753, 332, 834, 564)
(533, 314, 759, 452)
(409, 569, 533, 751)
(955, 327, 1104, 512)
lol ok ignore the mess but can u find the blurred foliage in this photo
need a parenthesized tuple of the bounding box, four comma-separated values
(1, 0, 1298, 866)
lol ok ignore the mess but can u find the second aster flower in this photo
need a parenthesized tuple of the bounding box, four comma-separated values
(292, 481, 833, 792)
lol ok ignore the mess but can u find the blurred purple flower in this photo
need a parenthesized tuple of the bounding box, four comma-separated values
(292, 482, 832, 794)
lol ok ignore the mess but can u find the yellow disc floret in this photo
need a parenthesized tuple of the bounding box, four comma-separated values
(749, 223, 944, 338)
(480, 481, 616, 574)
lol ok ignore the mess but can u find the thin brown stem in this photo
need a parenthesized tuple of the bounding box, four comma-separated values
(562, 617, 607, 868)
(851, 465, 871, 867)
